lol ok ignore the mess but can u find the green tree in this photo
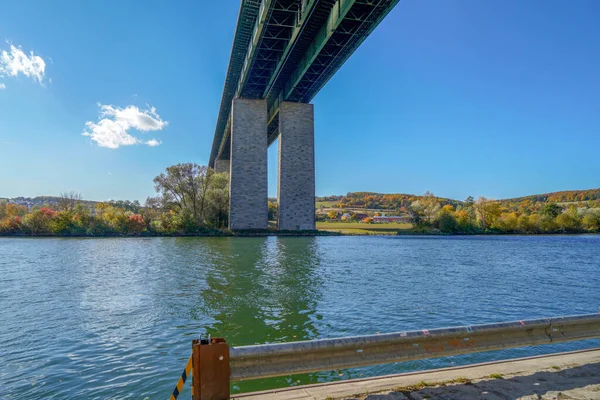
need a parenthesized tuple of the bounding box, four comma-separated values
(538, 215, 558, 233)
(582, 213, 600, 231)
(268, 202, 278, 221)
(527, 214, 543, 233)
(492, 212, 518, 232)
(205, 172, 230, 228)
(517, 214, 534, 233)
(464, 196, 475, 207)
(421, 191, 441, 224)
(51, 211, 78, 235)
(152, 163, 229, 231)
(437, 212, 458, 233)
(556, 212, 582, 232)
(541, 203, 562, 218)
(407, 200, 426, 226)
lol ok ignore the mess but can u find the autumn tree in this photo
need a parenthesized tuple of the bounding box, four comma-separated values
(474, 197, 502, 229)
(57, 191, 82, 212)
(0, 215, 22, 234)
(491, 212, 518, 232)
(23, 208, 56, 235)
(125, 214, 147, 235)
(4, 203, 27, 217)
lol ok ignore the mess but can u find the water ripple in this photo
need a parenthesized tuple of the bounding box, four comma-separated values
(0, 235, 599, 398)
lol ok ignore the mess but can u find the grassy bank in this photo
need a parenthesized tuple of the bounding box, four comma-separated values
(316, 221, 412, 235)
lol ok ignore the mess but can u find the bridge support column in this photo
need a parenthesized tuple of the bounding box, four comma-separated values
(277, 102, 315, 231)
(214, 159, 230, 174)
(229, 98, 268, 230)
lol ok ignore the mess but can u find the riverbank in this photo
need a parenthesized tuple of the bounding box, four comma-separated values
(2, 229, 600, 237)
(234, 348, 600, 399)
(315, 221, 599, 236)
(0, 229, 341, 238)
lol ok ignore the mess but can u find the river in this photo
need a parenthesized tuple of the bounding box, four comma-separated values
(1, 235, 599, 399)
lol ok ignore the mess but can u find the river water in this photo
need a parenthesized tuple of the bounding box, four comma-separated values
(1, 235, 599, 399)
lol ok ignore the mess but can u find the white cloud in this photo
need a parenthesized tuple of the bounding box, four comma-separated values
(0, 43, 46, 87)
(145, 139, 162, 147)
(82, 103, 167, 149)
(99, 104, 167, 131)
(0, 83, 5, 90)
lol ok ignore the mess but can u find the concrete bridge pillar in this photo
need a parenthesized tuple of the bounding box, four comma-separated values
(277, 102, 315, 231)
(214, 158, 230, 174)
(229, 98, 268, 230)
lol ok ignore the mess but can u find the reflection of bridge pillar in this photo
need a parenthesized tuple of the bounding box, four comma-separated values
(214, 159, 230, 174)
(277, 102, 315, 231)
(229, 98, 268, 230)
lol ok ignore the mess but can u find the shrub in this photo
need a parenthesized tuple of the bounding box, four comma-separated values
(23, 208, 55, 235)
(125, 214, 147, 235)
(0, 216, 22, 234)
(556, 213, 582, 233)
(438, 212, 458, 233)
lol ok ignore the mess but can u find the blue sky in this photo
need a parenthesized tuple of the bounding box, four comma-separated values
(0, 1, 599, 202)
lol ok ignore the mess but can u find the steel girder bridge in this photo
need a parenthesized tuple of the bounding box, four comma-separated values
(209, 0, 400, 231)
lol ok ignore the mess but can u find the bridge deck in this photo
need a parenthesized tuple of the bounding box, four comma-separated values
(210, 0, 400, 166)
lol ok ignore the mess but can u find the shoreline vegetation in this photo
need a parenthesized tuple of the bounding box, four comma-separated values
(1, 229, 599, 238)
(314, 189, 600, 236)
(1, 163, 599, 238)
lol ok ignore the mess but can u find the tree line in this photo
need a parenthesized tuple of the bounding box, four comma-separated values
(2, 169, 600, 236)
(0, 163, 229, 236)
(406, 193, 600, 234)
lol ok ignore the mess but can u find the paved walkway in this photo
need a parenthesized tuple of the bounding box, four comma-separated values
(233, 348, 600, 400)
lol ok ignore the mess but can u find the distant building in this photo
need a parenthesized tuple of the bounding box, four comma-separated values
(372, 215, 409, 223)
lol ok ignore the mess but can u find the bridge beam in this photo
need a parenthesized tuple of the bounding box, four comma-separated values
(277, 102, 315, 231)
(229, 98, 268, 231)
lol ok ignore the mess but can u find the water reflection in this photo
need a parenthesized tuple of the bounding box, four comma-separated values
(194, 237, 323, 392)
(198, 237, 322, 345)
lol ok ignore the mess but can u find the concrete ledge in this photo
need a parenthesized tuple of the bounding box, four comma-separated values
(233, 348, 600, 399)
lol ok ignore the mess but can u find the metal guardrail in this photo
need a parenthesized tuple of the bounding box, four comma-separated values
(191, 312, 600, 399)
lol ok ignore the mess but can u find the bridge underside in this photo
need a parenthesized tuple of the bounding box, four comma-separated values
(210, 0, 399, 230)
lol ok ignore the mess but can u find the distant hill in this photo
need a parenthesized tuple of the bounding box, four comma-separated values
(317, 192, 462, 211)
(0, 196, 98, 208)
(0, 196, 142, 211)
(317, 188, 600, 211)
(499, 188, 600, 204)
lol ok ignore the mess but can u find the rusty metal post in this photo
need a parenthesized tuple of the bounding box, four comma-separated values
(192, 338, 230, 400)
